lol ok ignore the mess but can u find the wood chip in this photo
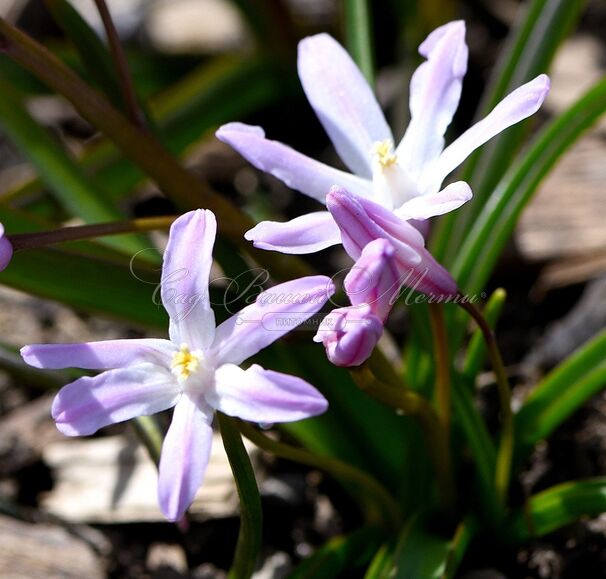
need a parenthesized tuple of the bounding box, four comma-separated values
(516, 135, 606, 261)
(516, 35, 606, 267)
(42, 433, 260, 523)
(0, 514, 103, 579)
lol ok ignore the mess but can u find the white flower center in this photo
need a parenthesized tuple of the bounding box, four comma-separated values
(171, 344, 203, 382)
(372, 139, 398, 169)
(371, 140, 418, 210)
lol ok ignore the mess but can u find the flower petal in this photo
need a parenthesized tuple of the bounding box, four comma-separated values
(397, 21, 468, 176)
(212, 363, 327, 422)
(357, 195, 426, 247)
(395, 181, 473, 221)
(158, 395, 214, 521)
(326, 187, 422, 265)
(298, 34, 392, 178)
(344, 238, 400, 320)
(314, 305, 384, 367)
(21, 339, 174, 370)
(162, 210, 217, 350)
(430, 74, 551, 190)
(51, 364, 180, 436)
(216, 123, 373, 202)
(0, 223, 13, 272)
(326, 187, 458, 297)
(211, 275, 335, 366)
(244, 211, 341, 254)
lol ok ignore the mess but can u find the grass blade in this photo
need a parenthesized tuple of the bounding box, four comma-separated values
(343, 0, 375, 85)
(432, 0, 585, 263)
(508, 478, 606, 541)
(516, 331, 606, 449)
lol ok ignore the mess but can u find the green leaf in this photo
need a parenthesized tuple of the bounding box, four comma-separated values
(384, 514, 476, 579)
(454, 76, 606, 297)
(7, 55, 285, 211)
(452, 380, 500, 522)
(508, 478, 606, 542)
(270, 343, 417, 493)
(1, 245, 167, 329)
(343, 0, 375, 85)
(516, 331, 606, 450)
(289, 527, 383, 579)
(0, 78, 149, 256)
(364, 544, 393, 578)
(44, 0, 122, 107)
(218, 414, 262, 579)
(431, 0, 585, 264)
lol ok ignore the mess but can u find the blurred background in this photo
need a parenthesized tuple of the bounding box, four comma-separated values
(1, 1, 606, 577)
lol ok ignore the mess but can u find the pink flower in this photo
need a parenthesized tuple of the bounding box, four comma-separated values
(217, 22, 549, 254)
(21, 210, 334, 521)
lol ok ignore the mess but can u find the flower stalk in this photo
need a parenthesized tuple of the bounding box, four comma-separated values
(219, 414, 262, 579)
(458, 298, 513, 505)
(131, 416, 164, 466)
(236, 419, 401, 531)
(92, 0, 146, 129)
(349, 363, 455, 508)
(7, 216, 178, 252)
(429, 302, 452, 448)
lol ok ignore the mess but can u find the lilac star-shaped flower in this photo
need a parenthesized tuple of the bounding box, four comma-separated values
(216, 21, 549, 254)
(21, 210, 333, 521)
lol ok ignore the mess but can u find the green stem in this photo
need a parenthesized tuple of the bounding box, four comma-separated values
(92, 0, 146, 128)
(131, 416, 164, 465)
(458, 298, 513, 505)
(349, 364, 455, 508)
(218, 414, 262, 579)
(343, 0, 375, 85)
(428, 303, 451, 442)
(0, 17, 312, 280)
(7, 215, 177, 251)
(236, 420, 401, 531)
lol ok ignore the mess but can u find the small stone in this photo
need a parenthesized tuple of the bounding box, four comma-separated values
(146, 542, 188, 574)
(145, 0, 251, 54)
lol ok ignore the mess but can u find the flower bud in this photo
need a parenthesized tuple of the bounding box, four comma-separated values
(314, 304, 383, 367)
(326, 187, 458, 298)
(0, 224, 13, 272)
(344, 238, 399, 321)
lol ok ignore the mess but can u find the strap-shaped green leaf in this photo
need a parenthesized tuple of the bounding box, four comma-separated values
(452, 381, 500, 522)
(432, 0, 585, 263)
(1, 245, 167, 329)
(289, 527, 383, 579)
(0, 78, 150, 256)
(44, 0, 122, 107)
(516, 331, 606, 449)
(370, 514, 476, 579)
(344, 0, 375, 85)
(6, 55, 285, 207)
(453, 76, 606, 296)
(508, 478, 606, 541)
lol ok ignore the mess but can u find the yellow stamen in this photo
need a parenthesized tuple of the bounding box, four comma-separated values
(171, 345, 200, 381)
(372, 140, 398, 168)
